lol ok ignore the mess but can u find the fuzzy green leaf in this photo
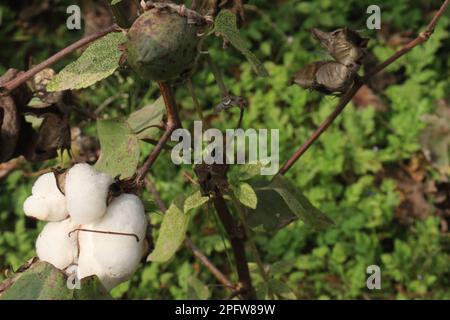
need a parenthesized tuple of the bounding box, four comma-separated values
(233, 182, 258, 209)
(95, 119, 140, 179)
(47, 32, 126, 91)
(268, 279, 296, 300)
(268, 175, 334, 230)
(148, 197, 189, 262)
(184, 190, 209, 213)
(0, 261, 111, 300)
(214, 10, 268, 77)
(186, 276, 211, 300)
(127, 97, 165, 141)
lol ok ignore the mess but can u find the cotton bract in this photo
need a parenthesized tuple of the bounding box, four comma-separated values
(65, 163, 113, 224)
(23, 172, 68, 221)
(36, 218, 78, 270)
(77, 194, 147, 290)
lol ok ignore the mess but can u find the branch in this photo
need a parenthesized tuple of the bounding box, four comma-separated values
(1, 24, 121, 94)
(135, 81, 181, 184)
(144, 177, 235, 290)
(278, 0, 450, 175)
(212, 195, 256, 299)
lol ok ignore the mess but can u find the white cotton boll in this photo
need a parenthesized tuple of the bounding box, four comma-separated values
(36, 219, 79, 270)
(23, 172, 68, 222)
(65, 163, 113, 224)
(77, 194, 147, 291)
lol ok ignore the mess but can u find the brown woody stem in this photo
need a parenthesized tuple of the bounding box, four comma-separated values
(1, 25, 120, 93)
(278, 0, 450, 175)
(144, 177, 235, 289)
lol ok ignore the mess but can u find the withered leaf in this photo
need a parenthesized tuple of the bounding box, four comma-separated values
(34, 113, 71, 161)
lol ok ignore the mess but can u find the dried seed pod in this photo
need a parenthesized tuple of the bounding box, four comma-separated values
(291, 61, 356, 95)
(311, 28, 368, 66)
(126, 8, 200, 81)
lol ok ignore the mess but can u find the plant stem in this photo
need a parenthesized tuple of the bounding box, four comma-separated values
(207, 54, 229, 98)
(1, 25, 120, 94)
(278, 0, 450, 176)
(144, 177, 235, 290)
(230, 193, 269, 283)
(187, 78, 204, 120)
(135, 81, 181, 184)
(212, 194, 256, 299)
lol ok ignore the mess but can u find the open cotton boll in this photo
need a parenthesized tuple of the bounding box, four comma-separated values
(65, 163, 113, 224)
(36, 218, 79, 270)
(23, 172, 68, 221)
(77, 194, 147, 291)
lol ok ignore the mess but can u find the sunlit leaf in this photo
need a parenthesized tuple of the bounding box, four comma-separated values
(148, 197, 189, 262)
(95, 119, 140, 179)
(184, 190, 209, 213)
(47, 32, 126, 91)
(233, 182, 257, 209)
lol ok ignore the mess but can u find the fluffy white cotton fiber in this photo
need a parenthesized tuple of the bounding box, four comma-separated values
(23, 172, 68, 222)
(77, 194, 147, 290)
(65, 163, 113, 224)
(36, 218, 79, 270)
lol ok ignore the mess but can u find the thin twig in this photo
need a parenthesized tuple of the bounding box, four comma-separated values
(278, 0, 450, 175)
(212, 194, 256, 299)
(1, 24, 121, 93)
(187, 78, 204, 120)
(230, 193, 269, 283)
(144, 177, 235, 290)
(135, 82, 181, 184)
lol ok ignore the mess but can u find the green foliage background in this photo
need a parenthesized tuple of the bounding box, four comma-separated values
(1, 0, 450, 299)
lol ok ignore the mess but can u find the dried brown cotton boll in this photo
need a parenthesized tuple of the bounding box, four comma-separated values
(77, 194, 148, 291)
(36, 219, 78, 270)
(126, 8, 200, 81)
(65, 163, 114, 224)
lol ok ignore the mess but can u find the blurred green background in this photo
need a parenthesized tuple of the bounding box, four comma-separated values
(1, 0, 450, 299)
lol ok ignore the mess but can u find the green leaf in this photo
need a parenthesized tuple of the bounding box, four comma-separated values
(247, 179, 298, 232)
(233, 182, 258, 209)
(267, 175, 334, 230)
(148, 197, 190, 262)
(127, 97, 165, 141)
(186, 276, 211, 300)
(110, 0, 122, 4)
(270, 260, 294, 275)
(255, 282, 268, 300)
(95, 119, 140, 179)
(229, 162, 266, 182)
(184, 190, 209, 213)
(214, 10, 268, 77)
(0, 261, 111, 300)
(268, 279, 296, 300)
(47, 32, 126, 91)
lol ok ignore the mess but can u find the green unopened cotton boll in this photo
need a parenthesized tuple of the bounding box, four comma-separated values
(23, 172, 68, 221)
(36, 218, 78, 270)
(126, 8, 200, 81)
(77, 194, 148, 291)
(65, 163, 113, 225)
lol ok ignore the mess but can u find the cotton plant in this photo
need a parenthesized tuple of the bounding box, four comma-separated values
(24, 163, 148, 291)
